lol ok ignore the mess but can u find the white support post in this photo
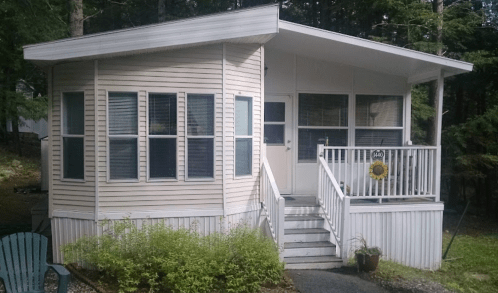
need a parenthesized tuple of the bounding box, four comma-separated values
(317, 144, 324, 205)
(341, 196, 351, 264)
(434, 70, 444, 202)
(277, 196, 285, 260)
(405, 83, 412, 145)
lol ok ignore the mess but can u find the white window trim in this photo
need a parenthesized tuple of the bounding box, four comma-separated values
(106, 91, 140, 183)
(353, 94, 405, 147)
(146, 91, 179, 182)
(234, 96, 253, 179)
(185, 93, 216, 181)
(61, 91, 85, 182)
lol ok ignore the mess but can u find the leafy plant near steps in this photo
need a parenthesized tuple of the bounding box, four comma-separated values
(62, 219, 284, 293)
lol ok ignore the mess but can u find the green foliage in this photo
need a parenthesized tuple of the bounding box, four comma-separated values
(0, 146, 39, 181)
(63, 220, 284, 293)
(373, 233, 498, 293)
(352, 235, 382, 255)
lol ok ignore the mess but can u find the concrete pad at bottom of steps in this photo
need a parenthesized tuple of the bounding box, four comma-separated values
(287, 269, 388, 293)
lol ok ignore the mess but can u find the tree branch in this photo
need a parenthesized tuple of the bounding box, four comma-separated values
(83, 10, 104, 22)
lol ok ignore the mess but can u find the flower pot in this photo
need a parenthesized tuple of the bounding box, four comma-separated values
(355, 253, 380, 272)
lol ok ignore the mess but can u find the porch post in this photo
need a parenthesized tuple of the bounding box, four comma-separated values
(434, 70, 444, 202)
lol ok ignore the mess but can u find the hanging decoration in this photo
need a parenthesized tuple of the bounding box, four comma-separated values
(369, 161, 388, 180)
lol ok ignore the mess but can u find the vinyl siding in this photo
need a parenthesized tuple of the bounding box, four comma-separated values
(51, 209, 261, 263)
(97, 44, 225, 213)
(51, 61, 96, 214)
(224, 44, 262, 209)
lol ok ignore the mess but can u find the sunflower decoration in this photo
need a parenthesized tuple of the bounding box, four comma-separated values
(369, 161, 388, 180)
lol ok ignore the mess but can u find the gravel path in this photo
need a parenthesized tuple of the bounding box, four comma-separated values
(0, 271, 97, 293)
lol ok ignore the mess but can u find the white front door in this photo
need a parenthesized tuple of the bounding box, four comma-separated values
(264, 95, 292, 194)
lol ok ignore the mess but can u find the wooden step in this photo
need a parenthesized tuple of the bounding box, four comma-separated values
(284, 215, 324, 229)
(283, 241, 335, 257)
(284, 255, 343, 270)
(284, 228, 329, 243)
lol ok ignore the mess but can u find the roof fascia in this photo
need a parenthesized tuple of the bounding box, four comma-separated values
(24, 5, 279, 64)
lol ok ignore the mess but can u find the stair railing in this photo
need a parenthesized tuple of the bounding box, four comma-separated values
(261, 156, 285, 255)
(317, 144, 350, 262)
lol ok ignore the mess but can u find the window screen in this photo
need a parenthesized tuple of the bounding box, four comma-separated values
(62, 92, 84, 179)
(108, 92, 138, 180)
(298, 94, 348, 162)
(187, 94, 214, 179)
(148, 93, 177, 179)
(235, 97, 252, 176)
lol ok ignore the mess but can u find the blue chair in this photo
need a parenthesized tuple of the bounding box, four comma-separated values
(0, 232, 70, 293)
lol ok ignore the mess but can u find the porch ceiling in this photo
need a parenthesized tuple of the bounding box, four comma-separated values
(266, 21, 473, 84)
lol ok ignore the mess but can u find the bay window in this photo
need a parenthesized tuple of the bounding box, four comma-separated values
(62, 92, 84, 180)
(235, 96, 253, 176)
(187, 94, 214, 179)
(108, 92, 138, 180)
(148, 93, 177, 179)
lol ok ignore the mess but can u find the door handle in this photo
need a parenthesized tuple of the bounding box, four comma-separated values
(287, 147, 291, 151)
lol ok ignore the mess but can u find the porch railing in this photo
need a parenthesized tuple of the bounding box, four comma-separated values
(261, 157, 285, 254)
(322, 145, 438, 201)
(317, 150, 350, 262)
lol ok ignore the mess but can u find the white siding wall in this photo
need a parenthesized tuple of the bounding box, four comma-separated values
(51, 61, 96, 216)
(51, 209, 261, 263)
(224, 44, 262, 210)
(347, 204, 444, 270)
(97, 45, 224, 215)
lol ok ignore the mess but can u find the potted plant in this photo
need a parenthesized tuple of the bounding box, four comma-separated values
(354, 236, 382, 272)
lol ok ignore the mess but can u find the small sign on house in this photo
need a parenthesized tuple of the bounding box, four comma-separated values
(371, 150, 385, 160)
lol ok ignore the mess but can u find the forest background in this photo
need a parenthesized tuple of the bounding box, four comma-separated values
(1, 0, 497, 218)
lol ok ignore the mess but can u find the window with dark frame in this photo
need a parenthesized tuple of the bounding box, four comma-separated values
(108, 92, 138, 180)
(62, 92, 84, 180)
(187, 94, 214, 179)
(148, 93, 177, 179)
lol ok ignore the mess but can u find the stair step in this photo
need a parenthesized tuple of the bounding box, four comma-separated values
(285, 206, 321, 215)
(284, 256, 343, 270)
(283, 241, 335, 257)
(284, 228, 329, 243)
(284, 215, 324, 229)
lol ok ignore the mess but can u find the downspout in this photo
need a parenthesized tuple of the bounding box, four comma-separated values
(94, 60, 99, 222)
(222, 44, 227, 218)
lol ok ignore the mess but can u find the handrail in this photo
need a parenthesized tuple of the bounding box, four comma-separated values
(261, 157, 285, 254)
(317, 145, 350, 262)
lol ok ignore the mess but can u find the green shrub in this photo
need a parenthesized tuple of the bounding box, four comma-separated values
(63, 219, 284, 293)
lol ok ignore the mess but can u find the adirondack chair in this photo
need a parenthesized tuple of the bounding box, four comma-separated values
(0, 233, 70, 293)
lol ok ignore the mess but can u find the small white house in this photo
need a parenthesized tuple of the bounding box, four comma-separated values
(24, 5, 472, 269)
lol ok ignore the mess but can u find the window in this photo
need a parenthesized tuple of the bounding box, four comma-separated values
(187, 94, 214, 179)
(235, 96, 252, 176)
(108, 92, 138, 180)
(264, 102, 285, 145)
(298, 93, 348, 162)
(148, 93, 177, 179)
(355, 95, 403, 147)
(62, 92, 84, 179)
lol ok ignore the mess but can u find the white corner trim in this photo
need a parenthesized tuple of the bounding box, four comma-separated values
(349, 202, 444, 214)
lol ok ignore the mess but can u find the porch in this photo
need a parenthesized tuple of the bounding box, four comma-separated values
(261, 145, 444, 270)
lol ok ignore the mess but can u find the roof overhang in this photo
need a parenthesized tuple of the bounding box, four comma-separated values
(266, 21, 473, 84)
(23, 5, 280, 66)
(24, 4, 472, 83)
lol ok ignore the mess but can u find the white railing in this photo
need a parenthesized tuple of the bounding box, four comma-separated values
(322, 146, 438, 201)
(261, 157, 285, 253)
(317, 146, 350, 261)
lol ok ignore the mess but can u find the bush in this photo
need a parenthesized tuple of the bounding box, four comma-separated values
(63, 219, 284, 293)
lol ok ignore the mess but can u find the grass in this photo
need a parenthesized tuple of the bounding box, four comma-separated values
(0, 145, 40, 181)
(373, 232, 498, 293)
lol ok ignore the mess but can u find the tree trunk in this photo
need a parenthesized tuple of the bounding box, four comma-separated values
(158, 0, 166, 22)
(69, 0, 84, 37)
